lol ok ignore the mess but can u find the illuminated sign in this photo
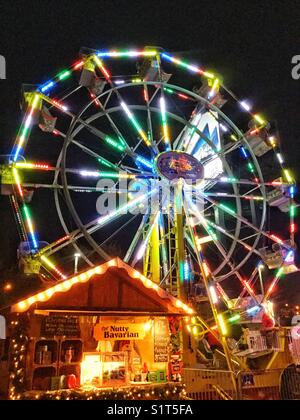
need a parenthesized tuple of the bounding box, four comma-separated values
(94, 323, 146, 340)
(184, 110, 223, 180)
(156, 151, 204, 181)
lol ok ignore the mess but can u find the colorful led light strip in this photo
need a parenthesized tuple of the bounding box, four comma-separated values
(161, 53, 214, 78)
(79, 170, 136, 179)
(40, 255, 66, 279)
(120, 101, 150, 146)
(15, 162, 50, 170)
(13, 94, 40, 162)
(39, 60, 84, 93)
(97, 188, 155, 226)
(209, 285, 219, 304)
(22, 205, 38, 249)
(104, 136, 126, 152)
(159, 96, 171, 149)
(93, 55, 111, 79)
(97, 50, 157, 58)
(12, 168, 23, 197)
(264, 250, 294, 300)
(136, 155, 153, 170)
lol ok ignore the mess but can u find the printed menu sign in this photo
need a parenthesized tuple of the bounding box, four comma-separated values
(154, 318, 169, 362)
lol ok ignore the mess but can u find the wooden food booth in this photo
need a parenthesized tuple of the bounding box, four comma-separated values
(3, 258, 193, 400)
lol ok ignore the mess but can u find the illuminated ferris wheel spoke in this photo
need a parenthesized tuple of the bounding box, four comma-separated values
(186, 197, 261, 296)
(124, 213, 150, 263)
(43, 190, 154, 258)
(93, 56, 157, 154)
(199, 191, 292, 251)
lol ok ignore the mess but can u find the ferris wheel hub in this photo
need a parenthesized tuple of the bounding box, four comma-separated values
(156, 151, 204, 182)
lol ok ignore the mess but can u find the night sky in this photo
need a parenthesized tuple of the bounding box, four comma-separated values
(0, 1, 299, 303)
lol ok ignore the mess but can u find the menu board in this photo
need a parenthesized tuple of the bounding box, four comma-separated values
(154, 318, 169, 362)
(41, 316, 80, 337)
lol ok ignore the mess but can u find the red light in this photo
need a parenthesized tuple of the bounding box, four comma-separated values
(243, 280, 254, 294)
(291, 224, 296, 233)
(143, 88, 149, 102)
(73, 60, 84, 70)
(178, 93, 189, 100)
(270, 234, 283, 244)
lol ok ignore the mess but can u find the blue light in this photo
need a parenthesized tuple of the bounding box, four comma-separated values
(136, 155, 153, 170)
(13, 145, 23, 162)
(97, 51, 110, 58)
(30, 233, 39, 249)
(240, 147, 248, 159)
(183, 260, 190, 280)
(40, 81, 55, 93)
(247, 305, 260, 315)
(289, 186, 295, 198)
(161, 53, 172, 61)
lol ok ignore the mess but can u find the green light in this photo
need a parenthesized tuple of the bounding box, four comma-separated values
(290, 206, 296, 217)
(228, 314, 241, 323)
(58, 70, 71, 80)
(164, 87, 174, 94)
(247, 162, 255, 173)
(98, 158, 115, 169)
(207, 227, 217, 241)
(220, 203, 236, 216)
(21, 126, 30, 138)
(276, 267, 284, 278)
(105, 136, 125, 152)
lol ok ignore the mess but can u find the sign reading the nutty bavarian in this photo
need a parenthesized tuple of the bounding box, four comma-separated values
(94, 323, 146, 341)
(154, 318, 169, 362)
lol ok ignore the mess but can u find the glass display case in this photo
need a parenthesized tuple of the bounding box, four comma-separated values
(81, 352, 129, 387)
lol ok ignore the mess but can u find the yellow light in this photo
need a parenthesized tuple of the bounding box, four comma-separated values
(284, 169, 293, 183)
(17, 301, 27, 311)
(268, 136, 276, 147)
(203, 71, 215, 79)
(132, 270, 141, 279)
(144, 321, 152, 332)
(145, 279, 153, 288)
(79, 273, 88, 282)
(28, 296, 37, 305)
(4, 283, 12, 291)
(254, 114, 265, 125)
(108, 259, 117, 267)
(94, 266, 104, 274)
(217, 314, 227, 336)
(37, 292, 47, 302)
(87, 269, 96, 277)
(62, 280, 72, 290)
(70, 277, 78, 285)
(54, 284, 63, 292)
(186, 325, 191, 333)
(45, 289, 54, 298)
(175, 299, 183, 308)
(192, 326, 198, 336)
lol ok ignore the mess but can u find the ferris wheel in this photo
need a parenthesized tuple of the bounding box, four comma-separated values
(6, 46, 297, 330)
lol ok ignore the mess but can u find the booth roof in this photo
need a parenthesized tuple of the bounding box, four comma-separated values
(11, 258, 194, 316)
